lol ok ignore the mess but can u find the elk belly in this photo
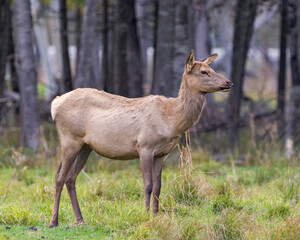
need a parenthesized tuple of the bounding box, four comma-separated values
(84, 132, 140, 160)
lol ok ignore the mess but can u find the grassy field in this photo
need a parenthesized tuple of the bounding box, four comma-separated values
(0, 149, 299, 240)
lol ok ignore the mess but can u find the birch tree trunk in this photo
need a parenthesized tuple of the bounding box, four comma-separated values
(227, 0, 258, 150)
(136, 0, 154, 91)
(32, 0, 55, 100)
(14, 0, 40, 151)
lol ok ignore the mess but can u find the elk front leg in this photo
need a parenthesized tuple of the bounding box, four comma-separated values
(152, 156, 164, 213)
(65, 144, 91, 224)
(139, 150, 153, 211)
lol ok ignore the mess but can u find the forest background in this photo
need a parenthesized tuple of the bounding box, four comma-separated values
(0, 0, 300, 239)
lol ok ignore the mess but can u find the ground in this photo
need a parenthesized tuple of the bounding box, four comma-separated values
(0, 153, 299, 240)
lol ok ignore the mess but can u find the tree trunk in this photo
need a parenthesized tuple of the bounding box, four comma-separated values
(136, 0, 154, 92)
(8, 6, 18, 94)
(152, 0, 175, 97)
(59, 0, 72, 93)
(102, 0, 109, 92)
(227, 0, 258, 150)
(212, 3, 233, 78)
(14, 0, 40, 151)
(190, 0, 214, 107)
(277, 0, 287, 138)
(8, 12, 19, 118)
(33, 2, 55, 101)
(0, 0, 10, 124)
(192, 0, 211, 60)
(75, 7, 81, 68)
(114, 0, 129, 96)
(91, 9, 101, 89)
(0, 0, 10, 89)
(75, 0, 99, 88)
(172, 0, 189, 97)
(48, 0, 62, 99)
(107, 3, 115, 93)
(287, 0, 300, 144)
(127, 0, 143, 97)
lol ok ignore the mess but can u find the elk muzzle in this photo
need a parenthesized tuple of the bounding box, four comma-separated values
(220, 81, 233, 92)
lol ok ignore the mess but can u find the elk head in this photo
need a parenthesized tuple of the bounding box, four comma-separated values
(185, 50, 233, 93)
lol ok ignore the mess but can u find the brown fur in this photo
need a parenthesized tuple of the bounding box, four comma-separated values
(49, 50, 232, 227)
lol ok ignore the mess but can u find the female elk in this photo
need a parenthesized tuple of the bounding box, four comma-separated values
(49, 50, 232, 227)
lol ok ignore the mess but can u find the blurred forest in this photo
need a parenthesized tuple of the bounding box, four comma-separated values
(0, 0, 299, 161)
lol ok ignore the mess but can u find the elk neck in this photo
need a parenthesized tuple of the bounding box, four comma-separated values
(170, 74, 206, 134)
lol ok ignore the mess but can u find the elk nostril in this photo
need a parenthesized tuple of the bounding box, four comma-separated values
(227, 82, 233, 88)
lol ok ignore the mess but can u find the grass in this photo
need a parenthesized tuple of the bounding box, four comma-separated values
(0, 125, 300, 239)
(0, 156, 299, 239)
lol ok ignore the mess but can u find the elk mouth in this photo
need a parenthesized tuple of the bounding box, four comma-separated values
(219, 86, 231, 92)
(220, 82, 233, 92)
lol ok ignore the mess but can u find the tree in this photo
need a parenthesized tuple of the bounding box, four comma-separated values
(102, 0, 109, 92)
(287, 0, 300, 144)
(127, 0, 143, 97)
(227, 0, 258, 150)
(114, 0, 129, 96)
(152, 0, 175, 97)
(190, 0, 212, 61)
(75, 0, 99, 88)
(210, 1, 233, 77)
(172, 0, 189, 97)
(136, 0, 155, 92)
(13, 0, 40, 151)
(277, 0, 287, 138)
(113, 0, 143, 97)
(0, 0, 10, 124)
(59, 0, 72, 93)
(153, 0, 216, 98)
(8, 7, 18, 96)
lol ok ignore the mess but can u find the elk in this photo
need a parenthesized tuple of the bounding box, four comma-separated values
(49, 50, 232, 227)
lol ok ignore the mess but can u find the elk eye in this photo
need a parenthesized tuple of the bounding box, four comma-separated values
(201, 71, 208, 75)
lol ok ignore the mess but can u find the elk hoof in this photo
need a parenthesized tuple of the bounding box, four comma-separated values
(76, 219, 86, 225)
(49, 221, 58, 228)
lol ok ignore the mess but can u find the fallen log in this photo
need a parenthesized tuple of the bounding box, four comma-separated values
(191, 110, 277, 133)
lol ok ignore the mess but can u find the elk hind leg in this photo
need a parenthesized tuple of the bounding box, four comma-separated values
(65, 143, 92, 224)
(49, 141, 82, 228)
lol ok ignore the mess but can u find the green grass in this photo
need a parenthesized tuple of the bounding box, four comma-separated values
(0, 157, 299, 240)
(0, 124, 299, 239)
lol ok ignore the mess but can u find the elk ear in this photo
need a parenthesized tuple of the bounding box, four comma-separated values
(201, 53, 218, 66)
(186, 50, 195, 73)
